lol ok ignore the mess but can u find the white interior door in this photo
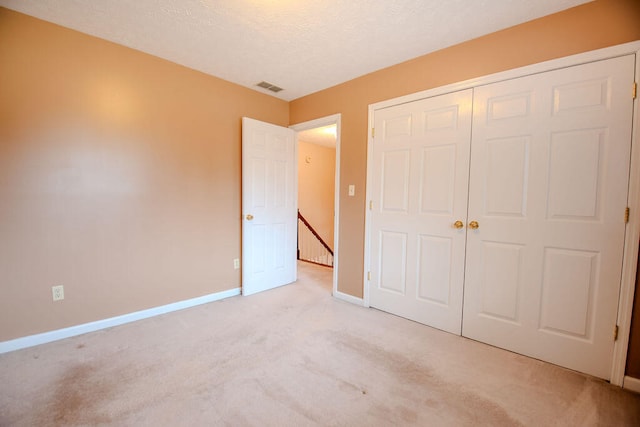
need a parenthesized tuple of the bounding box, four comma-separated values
(462, 55, 635, 379)
(242, 117, 296, 296)
(369, 89, 473, 334)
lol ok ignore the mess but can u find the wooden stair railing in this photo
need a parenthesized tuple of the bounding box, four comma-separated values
(297, 210, 333, 267)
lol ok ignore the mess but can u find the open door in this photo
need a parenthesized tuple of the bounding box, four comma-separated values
(242, 117, 297, 296)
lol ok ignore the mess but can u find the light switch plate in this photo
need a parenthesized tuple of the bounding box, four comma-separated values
(348, 185, 355, 196)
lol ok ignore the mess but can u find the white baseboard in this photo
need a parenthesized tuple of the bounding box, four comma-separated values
(623, 376, 640, 394)
(0, 287, 241, 354)
(333, 290, 364, 306)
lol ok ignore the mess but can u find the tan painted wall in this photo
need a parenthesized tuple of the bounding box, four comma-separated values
(0, 8, 289, 341)
(298, 141, 335, 249)
(290, 0, 640, 300)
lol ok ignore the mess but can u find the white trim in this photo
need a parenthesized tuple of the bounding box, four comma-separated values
(0, 287, 240, 354)
(290, 114, 342, 298)
(611, 48, 640, 386)
(623, 376, 640, 394)
(366, 40, 640, 387)
(333, 290, 365, 306)
(333, 116, 341, 298)
(363, 111, 374, 309)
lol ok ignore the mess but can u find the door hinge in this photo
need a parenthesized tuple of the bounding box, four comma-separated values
(614, 324, 619, 341)
(371, 127, 375, 138)
(633, 82, 637, 100)
(369, 200, 373, 210)
(367, 271, 371, 281)
(625, 207, 630, 223)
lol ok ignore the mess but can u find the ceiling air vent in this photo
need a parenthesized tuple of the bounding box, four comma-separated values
(256, 81, 283, 93)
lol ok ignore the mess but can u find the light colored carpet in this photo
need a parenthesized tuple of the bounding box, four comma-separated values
(1, 261, 639, 426)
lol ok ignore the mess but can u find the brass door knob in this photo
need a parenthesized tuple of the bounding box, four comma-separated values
(246, 214, 254, 220)
(468, 220, 479, 229)
(453, 220, 464, 229)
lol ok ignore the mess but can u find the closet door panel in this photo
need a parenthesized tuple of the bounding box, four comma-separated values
(462, 54, 635, 380)
(369, 89, 473, 334)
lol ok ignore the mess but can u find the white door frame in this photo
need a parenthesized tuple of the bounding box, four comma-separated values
(365, 40, 640, 387)
(290, 114, 342, 298)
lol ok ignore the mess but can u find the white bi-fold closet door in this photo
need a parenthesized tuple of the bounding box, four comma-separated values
(369, 54, 635, 379)
(369, 89, 473, 334)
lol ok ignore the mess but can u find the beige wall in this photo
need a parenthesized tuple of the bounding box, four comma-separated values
(298, 141, 335, 249)
(0, 8, 289, 341)
(289, 0, 640, 300)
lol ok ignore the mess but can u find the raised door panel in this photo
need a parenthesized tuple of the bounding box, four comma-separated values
(417, 235, 452, 305)
(547, 129, 604, 220)
(539, 248, 598, 339)
(479, 242, 524, 324)
(381, 150, 411, 213)
(378, 231, 408, 295)
(419, 145, 456, 215)
(484, 137, 530, 217)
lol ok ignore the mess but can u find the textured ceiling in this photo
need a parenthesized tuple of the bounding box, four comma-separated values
(0, 0, 591, 101)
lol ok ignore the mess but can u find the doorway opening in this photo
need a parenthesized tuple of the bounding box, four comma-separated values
(291, 114, 341, 295)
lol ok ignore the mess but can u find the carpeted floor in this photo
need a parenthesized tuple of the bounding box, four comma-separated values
(1, 261, 639, 426)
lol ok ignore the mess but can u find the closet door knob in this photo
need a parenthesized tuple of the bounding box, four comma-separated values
(246, 214, 254, 220)
(468, 220, 479, 230)
(453, 220, 464, 229)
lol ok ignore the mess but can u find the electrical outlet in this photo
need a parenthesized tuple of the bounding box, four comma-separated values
(234, 258, 240, 269)
(52, 285, 64, 301)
